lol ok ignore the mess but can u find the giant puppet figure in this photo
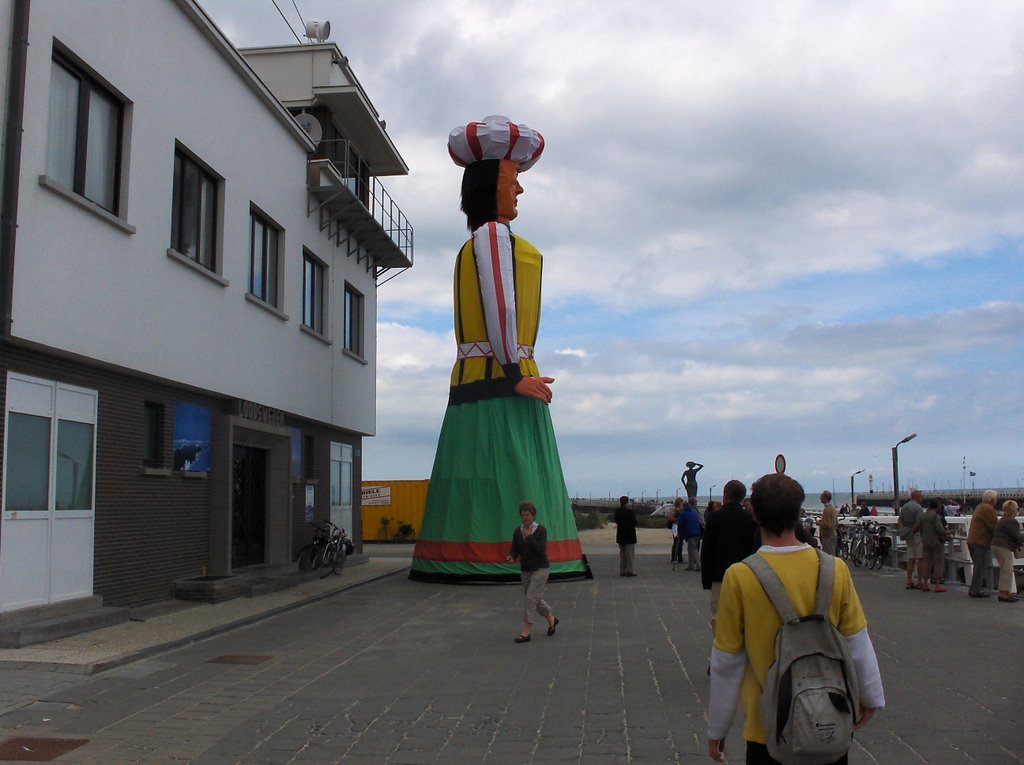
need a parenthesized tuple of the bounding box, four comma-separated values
(410, 115, 591, 583)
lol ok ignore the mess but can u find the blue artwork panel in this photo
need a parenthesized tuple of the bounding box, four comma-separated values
(173, 402, 212, 472)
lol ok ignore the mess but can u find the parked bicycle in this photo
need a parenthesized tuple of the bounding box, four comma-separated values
(846, 520, 891, 569)
(375, 515, 415, 543)
(297, 520, 354, 577)
(862, 521, 892, 570)
(849, 521, 870, 567)
(836, 526, 851, 560)
(392, 520, 416, 543)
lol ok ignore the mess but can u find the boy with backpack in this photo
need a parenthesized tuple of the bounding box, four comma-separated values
(707, 473, 885, 765)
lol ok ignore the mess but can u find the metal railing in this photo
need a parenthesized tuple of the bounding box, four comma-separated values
(316, 139, 413, 264)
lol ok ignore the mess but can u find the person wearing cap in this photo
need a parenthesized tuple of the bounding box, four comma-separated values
(411, 116, 590, 583)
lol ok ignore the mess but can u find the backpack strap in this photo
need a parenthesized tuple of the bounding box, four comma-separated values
(744, 552, 800, 623)
(813, 548, 836, 617)
(744, 548, 835, 622)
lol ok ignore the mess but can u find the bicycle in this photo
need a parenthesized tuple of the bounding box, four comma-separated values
(392, 521, 416, 543)
(297, 521, 353, 577)
(835, 526, 851, 561)
(862, 522, 892, 570)
(849, 522, 870, 567)
(318, 521, 353, 578)
(297, 521, 330, 572)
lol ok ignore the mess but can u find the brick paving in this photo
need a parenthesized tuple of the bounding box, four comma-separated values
(0, 544, 1021, 764)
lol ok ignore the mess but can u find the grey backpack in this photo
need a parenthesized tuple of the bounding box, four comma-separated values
(745, 550, 860, 765)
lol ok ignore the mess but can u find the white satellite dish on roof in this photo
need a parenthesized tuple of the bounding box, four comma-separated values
(304, 19, 330, 43)
(295, 112, 322, 146)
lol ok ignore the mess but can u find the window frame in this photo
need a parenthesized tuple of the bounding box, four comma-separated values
(248, 205, 283, 308)
(343, 282, 364, 359)
(170, 144, 222, 275)
(302, 249, 328, 338)
(45, 45, 129, 218)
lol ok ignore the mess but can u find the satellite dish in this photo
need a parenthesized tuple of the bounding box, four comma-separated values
(295, 112, 322, 146)
(304, 19, 330, 42)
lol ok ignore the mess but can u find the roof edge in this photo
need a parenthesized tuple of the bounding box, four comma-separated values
(173, 0, 315, 153)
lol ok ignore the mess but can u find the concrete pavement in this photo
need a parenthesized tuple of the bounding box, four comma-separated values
(0, 537, 1021, 763)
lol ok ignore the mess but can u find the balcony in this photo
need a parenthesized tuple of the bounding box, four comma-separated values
(307, 142, 413, 274)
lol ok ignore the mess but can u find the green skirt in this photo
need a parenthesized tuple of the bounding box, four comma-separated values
(410, 396, 590, 582)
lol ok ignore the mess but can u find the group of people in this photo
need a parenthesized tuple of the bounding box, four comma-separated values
(509, 474, 886, 763)
(898, 488, 1023, 602)
(668, 496, 705, 571)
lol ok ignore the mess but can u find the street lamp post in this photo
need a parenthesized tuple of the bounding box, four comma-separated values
(891, 433, 917, 511)
(708, 485, 717, 505)
(850, 469, 864, 513)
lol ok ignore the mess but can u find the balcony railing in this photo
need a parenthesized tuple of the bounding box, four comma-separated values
(307, 139, 413, 272)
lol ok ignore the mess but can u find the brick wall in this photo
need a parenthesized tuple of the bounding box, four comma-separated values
(0, 344, 214, 606)
(0, 343, 363, 609)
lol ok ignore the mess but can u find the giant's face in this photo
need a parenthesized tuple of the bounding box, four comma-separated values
(496, 160, 523, 223)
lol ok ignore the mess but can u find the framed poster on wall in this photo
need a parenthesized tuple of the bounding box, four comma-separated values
(173, 403, 212, 472)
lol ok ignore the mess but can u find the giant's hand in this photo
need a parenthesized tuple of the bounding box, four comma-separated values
(514, 376, 555, 404)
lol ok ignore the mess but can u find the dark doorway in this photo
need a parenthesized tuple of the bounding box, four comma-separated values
(232, 445, 267, 568)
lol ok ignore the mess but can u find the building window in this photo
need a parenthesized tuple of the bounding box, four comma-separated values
(249, 208, 280, 307)
(5, 413, 51, 512)
(46, 52, 124, 214)
(143, 402, 163, 468)
(302, 250, 325, 335)
(4, 375, 98, 515)
(344, 283, 364, 357)
(171, 148, 219, 271)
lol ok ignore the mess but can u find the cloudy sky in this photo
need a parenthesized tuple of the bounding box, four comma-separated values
(203, 0, 1024, 501)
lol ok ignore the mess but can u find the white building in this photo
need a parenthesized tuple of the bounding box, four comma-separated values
(0, 0, 412, 622)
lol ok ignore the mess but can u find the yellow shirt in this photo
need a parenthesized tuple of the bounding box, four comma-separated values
(713, 547, 868, 744)
(450, 230, 542, 396)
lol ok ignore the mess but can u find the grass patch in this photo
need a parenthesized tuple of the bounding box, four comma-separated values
(574, 510, 606, 530)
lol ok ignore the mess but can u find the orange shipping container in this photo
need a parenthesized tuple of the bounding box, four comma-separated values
(361, 480, 429, 543)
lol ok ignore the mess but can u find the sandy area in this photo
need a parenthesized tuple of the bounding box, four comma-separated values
(577, 525, 670, 546)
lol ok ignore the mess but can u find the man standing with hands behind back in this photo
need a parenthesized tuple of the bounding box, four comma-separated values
(966, 489, 999, 598)
(615, 495, 638, 577)
(897, 489, 925, 590)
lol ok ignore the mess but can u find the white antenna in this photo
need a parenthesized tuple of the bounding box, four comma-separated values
(304, 19, 331, 43)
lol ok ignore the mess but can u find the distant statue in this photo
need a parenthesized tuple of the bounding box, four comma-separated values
(681, 461, 704, 500)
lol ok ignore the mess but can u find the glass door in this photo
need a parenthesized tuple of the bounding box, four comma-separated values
(0, 373, 97, 611)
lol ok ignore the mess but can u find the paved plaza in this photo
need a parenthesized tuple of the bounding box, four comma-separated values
(0, 540, 1021, 764)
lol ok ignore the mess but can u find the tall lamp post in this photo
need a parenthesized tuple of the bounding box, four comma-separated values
(891, 433, 917, 511)
(708, 485, 717, 505)
(850, 469, 864, 512)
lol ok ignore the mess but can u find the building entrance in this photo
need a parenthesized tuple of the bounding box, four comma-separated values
(232, 445, 267, 568)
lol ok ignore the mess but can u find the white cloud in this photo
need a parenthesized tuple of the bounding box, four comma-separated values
(554, 347, 588, 358)
(202, 0, 1024, 492)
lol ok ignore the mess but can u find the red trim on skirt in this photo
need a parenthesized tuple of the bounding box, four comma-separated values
(413, 539, 583, 564)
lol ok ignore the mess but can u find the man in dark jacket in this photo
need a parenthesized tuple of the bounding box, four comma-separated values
(614, 495, 638, 577)
(701, 479, 758, 630)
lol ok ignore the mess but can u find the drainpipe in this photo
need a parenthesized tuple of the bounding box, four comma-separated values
(0, 0, 30, 343)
